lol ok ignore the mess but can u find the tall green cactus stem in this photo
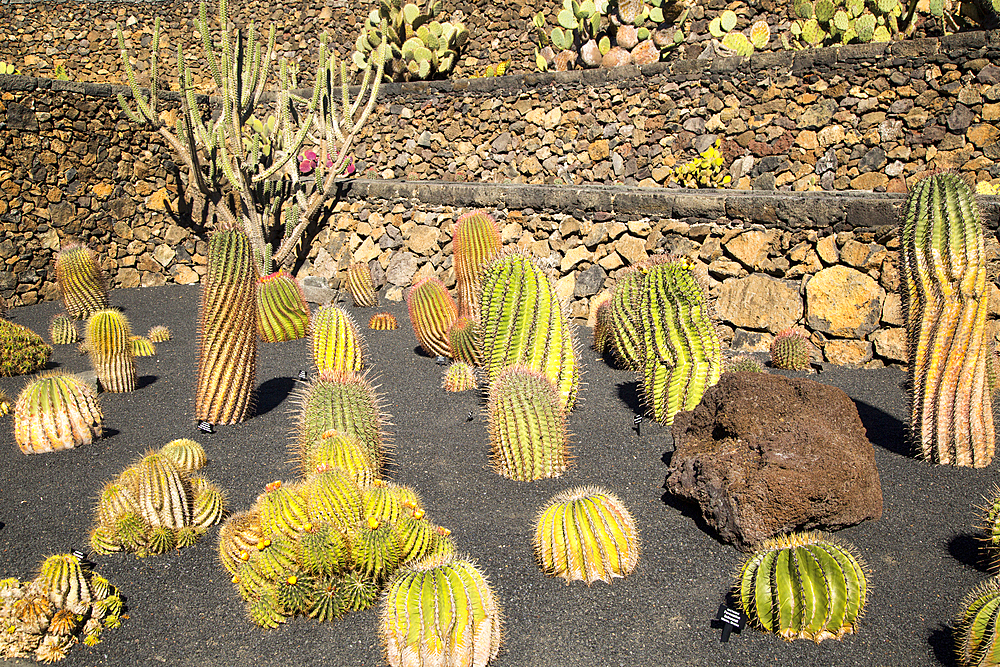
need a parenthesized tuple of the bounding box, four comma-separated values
(406, 277, 458, 358)
(901, 172, 994, 467)
(453, 210, 502, 321)
(479, 251, 580, 411)
(257, 270, 310, 342)
(955, 575, 1000, 666)
(196, 227, 259, 425)
(770, 329, 811, 370)
(0, 319, 52, 376)
(637, 259, 722, 425)
(14, 372, 102, 454)
(55, 243, 109, 319)
(533, 486, 639, 584)
(86, 309, 137, 393)
(49, 313, 79, 345)
(487, 365, 570, 482)
(737, 531, 867, 643)
(347, 263, 379, 307)
(447, 317, 482, 366)
(442, 361, 476, 392)
(310, 305, 366, 373)
(379, 552, 503, 667)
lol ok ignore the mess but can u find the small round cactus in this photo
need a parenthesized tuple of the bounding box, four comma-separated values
(725, 354, 765, 374)
(406, 277, 457, 358)
(442, 361, 476, 392)
(770, 329, 811, 371)
(49, 313, 79, 345)
(131, 335, 156, 357)
(160, 438, 207, 473)
(0, 319, 52, 377)
(148, 325, 172, 342)
(14, 372, 102, 454)
(369, 312, 398, 330)
(955, 575, 1000, 666)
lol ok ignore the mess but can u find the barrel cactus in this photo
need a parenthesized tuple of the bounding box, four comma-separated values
(49, 313, 79, 345)
(770, 328, 811, 371)
(14, 372, 102, 454)
(955, 575, 1000, 666)
(131, 336, 156, 357)
(446, 316, 482, 367)
(725, 354, 766, 373)
(369, 312, 399, 330)
(0, 319, 52, 376)
(148, 325, 172, 342)
(257, 269, 310, 342)
(310, 305, 366, 374)
(407, 277, 458, 359)
(453, 210, 502, 321)
(55, 242, 109, 319)
(86, 309, 136, 392)
(347, 262, 379, 307)
(442, 361, 476, 392)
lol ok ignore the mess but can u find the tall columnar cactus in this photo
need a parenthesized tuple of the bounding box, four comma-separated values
(257, 270, 310, 342)
(379, 552, 503, 667)
(479, 251, 580, 411)
(770, 329, 811, 370)
(447, 317, 482, 366)
(453, 210, 502, 321)
(86, 309, 137, 393)
(901, 172, 993, 467)
(406, 277, 458, 358)
(955, 575, 1000, 666)
(737, 531, 868, 643)
(14, 372, 102, 454)
(347, 263, 379, 307)
(0, 319, 52, 376)
(487, 365, 570, 482)
(49, 313, 79, 345)
(310, 305, 366, 373)
(55, 243, 109, 319)
(196, 227, 259, 425)
(533, 486, 639, 584)
(637, 259, 722, 425)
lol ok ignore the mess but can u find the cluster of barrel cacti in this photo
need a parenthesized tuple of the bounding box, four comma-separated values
(55, 243, 109, 319)
(954, 489, 1000, 665)
(310, 306, 366, 374)
(0, 319, 52, 377)
(86, 309, 137, 392)
(348, 263, 379, 307)
(737, 531, 868, 643)
(49, 313, 79, 346)
(257, 270, 310, 342)
(770, 329, 811, 371)
(13, 372, 102, 454)
(0, 554, 125, 662)
(89, 440, 226, 556)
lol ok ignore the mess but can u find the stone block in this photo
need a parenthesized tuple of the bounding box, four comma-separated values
(715, 274, 803, 334)
(806, 265, 885, 338)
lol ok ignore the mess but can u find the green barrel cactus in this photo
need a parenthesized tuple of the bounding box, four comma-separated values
(534, 486, 640, 584)
(86, 309, 136, 392)
(196, 227, 259, 425)
(379, 552, 503, 667)
(487, 365, 570, 482)
(0, 319, 52, 376)
(49, 313, 79, 345)
(55, 242, 109, 319)
(131, 335, 156, 357)
(606, 264, 654, 371)
(347, 263, 379, 308)
(901, 172, 993, 467)
(310, 305, 366, 374)
(369, 312, 399, 330)
(407, 277, 458, 358)
(738, 531, 868, 643)
(257, 269, 310, 342)
(446, 316, 482, 366)
(442, 361, 476, 392)
(14, 372, 102, 454)
(770, 329, 811, 370)
(453, 210, 502, 321)
(725, 354, 766, 373)
(593, 298, 616, 356)
(955, 575, 1000, 666)
(148, 325, 171, 342)
(302, 429, 376, 485)
(479, 250, 580, 411)
(160, 438, 208, 474)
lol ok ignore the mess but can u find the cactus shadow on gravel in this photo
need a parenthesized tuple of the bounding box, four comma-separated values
(852, 397, 910, 457)
(929, 625, 960, 667)
(947, 532, 992, 573)
(255, 376, 297, 418)
(615, 380, 643, 416)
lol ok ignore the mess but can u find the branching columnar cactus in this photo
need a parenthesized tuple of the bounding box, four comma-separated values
(406, 277, 458, 358)
(86, 309, 137, 393)
(148, 325, 172, 342)
(55, 243, 109, 319)
(447, 317, 482, 366)
(369, 312, 399, 330)
(0, 319, 52, 376)
(534, 486, 639, 584)
(310, 305, 366, 373)
(955, 575, 1000, 666)
(89, 441, 226, 556)
(49, 313, 79, 345)
(901, 172, 993, 467)
(131, 336, 156, 357)
(196, 227, 259, 425)
(487, 366, 570, 482)
(0, 554, 125, 661)
(479, 251, 580, 411)
(14, 372, 102, 454)
(770, 329, 811, 370)
(453, 210, 502, 321)
(442, 361, 476, 392)
(347, 263, 379, 308)
(257, 270, 310, 342)
(737, 531, 868, 643)
(379, 552, 502, 667)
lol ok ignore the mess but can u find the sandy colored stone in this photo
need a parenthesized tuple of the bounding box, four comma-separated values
(561, 245, 591, 272)
(146, 187, 174, 212)
(153, 244, 176, 267)
(851, 172, 889, 191)
(589, 139, 610, 162)
(806, 265, 885, 338)
(616, 235, 648, 266)
(823, 339, 873, 366)
(725, 230, 776, 270)
(872, 327, 906, 362)
(406, 225, 440, 256)
(117, 268, 140, 288)
(173, 265, 200, 285)
(714, 274, 803, 334)
(816, 235, 839, 264)
(882, 292, 904, 326)
(354, 236, 380, 264)
(555, 273, 576, 302)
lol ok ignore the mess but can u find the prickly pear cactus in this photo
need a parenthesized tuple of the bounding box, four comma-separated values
(446, 317, 482, 367)
(0, 319, 52, 376)
(257, 270, 310, 342)
(55, 243, 109, 319)
(534, 486, 640, 584)
(955, 575, 1000, 666)
(379, 552, 503, 667)
(770, 329, 811, 371)
(406, 277, 458, 359)
(369, 312, 399, 330)
(442, 361, 477, 392)
(738, 531, 867, 643)
(453, 210, 502, 321)
(86, 309, 137, 392)
(14, 372, 102, 454)
(347, 263, 379, 308)
(49, 313, 79, 345)
(310, 305, 366, 374)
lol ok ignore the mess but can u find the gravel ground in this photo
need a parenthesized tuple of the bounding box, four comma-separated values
(1, 283, 998, 666)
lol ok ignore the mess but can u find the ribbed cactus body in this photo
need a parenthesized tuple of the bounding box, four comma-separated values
(479, 251, 580, 411)
(956, 575, 1000, 666)
(257, 270, 310, 342)
(347, 263, 379, 307)
(487, 366, 570, 482)
(55, 243, 109, 319)
(533, 486, 639, 584)
(593, 299, 615, 356)
(131, 336, 156, 357)
(901, 172, 994, 467)
(453, 210, 502, 321)
(86, 309, 136, 392)
(49, 314, 79, 345)
(14, 372, 102, 454)
(302, 429, 376, 485)
(443, 361, 477, 392)
(303, 469, 365, 530)
(160, 438, 207, 473)
(135, 452, 193, 529)
(607, 266, 646, 371)
(310, 305, 365, 373)
(0, 319, 52, 377)
(259, 484, 311, 536)
(770, 329, 810, 370)
(407, 277, 458, 358)
(148, 325, 172, 342)
(353, 520, 402, 581)
(738, 531, 867, 643)
(447, 317, 482, 366)
(380, 553, 503, 667)
(39, 553, 92, 610)
(196, 227, 259, 425)
(369, 312, 399, 330)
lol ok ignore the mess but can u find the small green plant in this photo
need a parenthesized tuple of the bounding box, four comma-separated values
(446, 317, 481, 367)
(0, 319, 52, 376)
(667, 138, 731, 189)
(406, 277, 458, 359)
(468, 60, 510, 78)
(86, 309, 136, 392)
(310, 305, 366, 374)
(14, 372, 102, 454)
(0, 61, 21, 75)
(783, 0, 905, 48)
(769, 329, 811, 371)
(53, 63, 70, 80)
(347, 263, 378, 308)
(725, 354, 766, 373)
(709, 10, 770, 55)
(977, 181, 999, 195)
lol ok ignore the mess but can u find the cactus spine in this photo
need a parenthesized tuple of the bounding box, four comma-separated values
(770, 329, 811, 370)
(49, 313, 79, 345)
(453, 210, 502, 321)
(738, 531, 868, 643)
(406, 277, 458, 358)
(257, 270, 310, 342)
(14, 372, 102, 454)
(148, 325, 172, 342)
(479, 251, 580, 411)
(901, 172, 994, 467)
(196, 227, 259, 425)
(347, 262, 379, 307)
(606, 265, 647, 371)
(369, 312, 399, 330)
(533, 486, 639, 584)
(86, 309, 137, 392)
(310, 305, 366, 373)
(55, 243, 109, 319)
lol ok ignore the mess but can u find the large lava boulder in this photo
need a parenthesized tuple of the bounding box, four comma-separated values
(664, 372, 883, 548)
